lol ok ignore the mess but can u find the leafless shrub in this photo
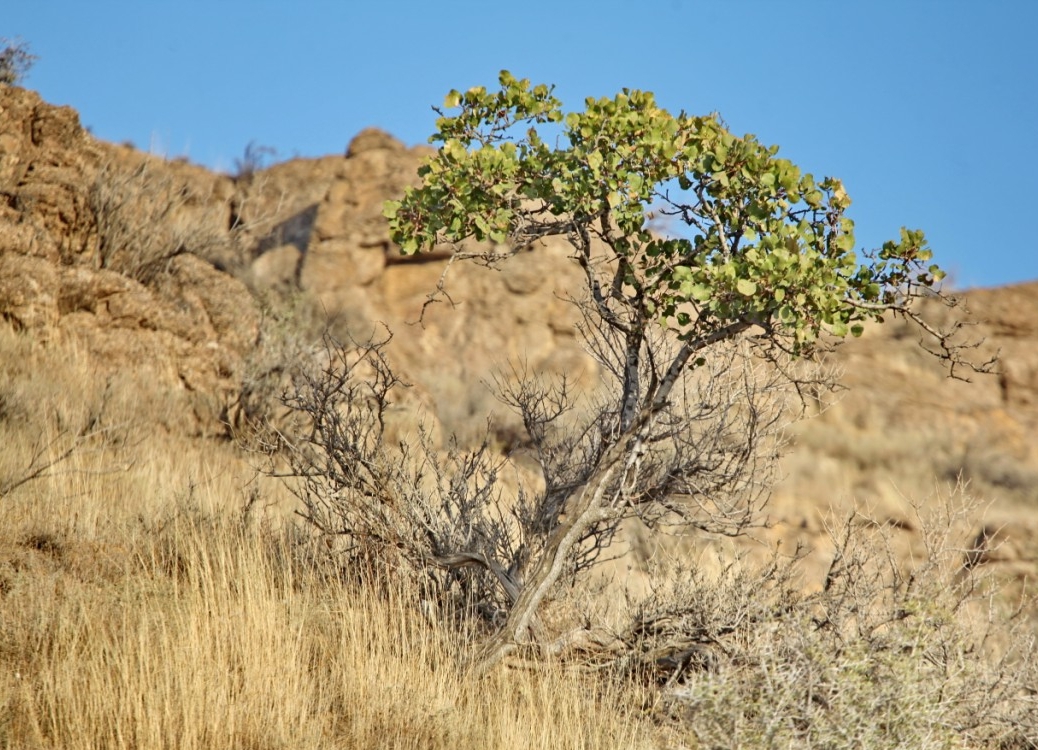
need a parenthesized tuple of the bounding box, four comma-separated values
(233, 141, 278, 181)
(275, 294, 825, 665)
(274, 330, 529, 624)
(0, 37, 36, 86)
(225, 291, 328, 449)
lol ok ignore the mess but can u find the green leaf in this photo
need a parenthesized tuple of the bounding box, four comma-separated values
(736, 279, 757, 297)
(444, 139, 467, 161)
(689, 283, 712, 302)
(835, 234, 856, 252)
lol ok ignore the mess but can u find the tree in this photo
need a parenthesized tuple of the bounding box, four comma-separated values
(378, 71, 985, 667)
(0, 38, 37, 86)
(287, 71, 983, 671)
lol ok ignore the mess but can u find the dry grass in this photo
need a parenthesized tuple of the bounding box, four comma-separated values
(2, 329, 1036, 749)
(0, 433, 652, 750)
(3, 445, 1035, 750)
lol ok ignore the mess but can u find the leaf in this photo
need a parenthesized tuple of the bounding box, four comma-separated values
(736, 279, 757, 297)
(835, 234, 856, 252)
(445, 139, 467, 161)
(689, 283, 712, 302)
(443, 90, 461, 109)
(832, 182, 850, 208)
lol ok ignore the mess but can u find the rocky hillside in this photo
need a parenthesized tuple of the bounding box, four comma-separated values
(2, 85, 1035, 585)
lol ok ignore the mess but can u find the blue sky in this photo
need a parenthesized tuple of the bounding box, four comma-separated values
(6, 1, 1037, 289)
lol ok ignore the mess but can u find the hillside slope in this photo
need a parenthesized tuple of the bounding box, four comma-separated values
(2, 84, 1035, 586)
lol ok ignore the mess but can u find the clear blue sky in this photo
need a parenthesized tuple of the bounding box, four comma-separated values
(6, 1, 1037, 289)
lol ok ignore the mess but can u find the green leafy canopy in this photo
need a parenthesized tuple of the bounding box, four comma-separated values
(385, 70, 946, 353)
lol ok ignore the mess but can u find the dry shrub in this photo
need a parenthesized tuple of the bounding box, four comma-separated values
(0, 37, 36, 86)
(90, 160, 235, 283)
(275, 320, 822, 669)
(224, 289, 330, 448)
(632, 488, 1038, 748)
(276, 329, 523, 625)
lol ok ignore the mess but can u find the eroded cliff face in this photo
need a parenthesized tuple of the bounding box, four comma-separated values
(2, 85, 1035, 585)
(0, 86, 259, 434)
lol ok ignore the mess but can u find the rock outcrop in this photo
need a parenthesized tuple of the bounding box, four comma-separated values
(1, 86, 258, 434)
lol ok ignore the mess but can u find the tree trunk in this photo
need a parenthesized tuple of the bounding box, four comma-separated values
(475, 428, 639, 670)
